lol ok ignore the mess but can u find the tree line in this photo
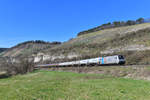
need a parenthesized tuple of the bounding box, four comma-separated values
(77, 18, 145, 36)
(11, 40, 61, 48)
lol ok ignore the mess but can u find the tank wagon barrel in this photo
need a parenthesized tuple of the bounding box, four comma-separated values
(36, 55, 125, 68)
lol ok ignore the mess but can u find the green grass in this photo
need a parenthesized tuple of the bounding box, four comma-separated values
(0, 70, 150, 100)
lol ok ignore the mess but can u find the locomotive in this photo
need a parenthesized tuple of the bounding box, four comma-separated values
(37, 55, 125, 67)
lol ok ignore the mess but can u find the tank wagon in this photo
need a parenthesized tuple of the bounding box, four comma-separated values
(37, 55, 125, 67)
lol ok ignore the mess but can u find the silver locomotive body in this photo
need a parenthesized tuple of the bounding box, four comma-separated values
(37, 55, 125, 67)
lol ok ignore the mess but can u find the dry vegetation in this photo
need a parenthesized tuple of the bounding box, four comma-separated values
(0, 57, 34, 78)
(1, 23, 150, 65)
(41, 23, 150, 65)
(77, 17, 145, 36)
(1, 40, 61, 57)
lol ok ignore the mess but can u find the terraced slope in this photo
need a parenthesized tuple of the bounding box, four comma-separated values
(40, 23, 150, 64)
(1, 23, 150, 64)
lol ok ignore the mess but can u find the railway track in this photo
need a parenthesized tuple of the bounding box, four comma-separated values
(35, 65, 150, 70)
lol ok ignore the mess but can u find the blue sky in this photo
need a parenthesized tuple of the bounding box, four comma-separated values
(0, 0, 150, 47)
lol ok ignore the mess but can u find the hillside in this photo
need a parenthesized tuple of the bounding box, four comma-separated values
(40, 23, 150, 64)
(2, 23, 150, 65)
(1, 41, 61, 57)
(0, 48, 8, 53)
(77, 18, 145, 36)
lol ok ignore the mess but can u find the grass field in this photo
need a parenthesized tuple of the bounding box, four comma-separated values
(0, 70, 150, 100)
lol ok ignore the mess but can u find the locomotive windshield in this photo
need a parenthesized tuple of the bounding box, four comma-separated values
(118, 55, 124, 59)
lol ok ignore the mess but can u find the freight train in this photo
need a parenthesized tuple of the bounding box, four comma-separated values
(37, 55, 125, 67)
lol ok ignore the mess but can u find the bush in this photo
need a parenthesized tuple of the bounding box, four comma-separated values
(0, 58, 34, 78)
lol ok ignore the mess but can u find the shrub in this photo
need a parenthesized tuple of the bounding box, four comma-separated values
(0, 57, 34, 78)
